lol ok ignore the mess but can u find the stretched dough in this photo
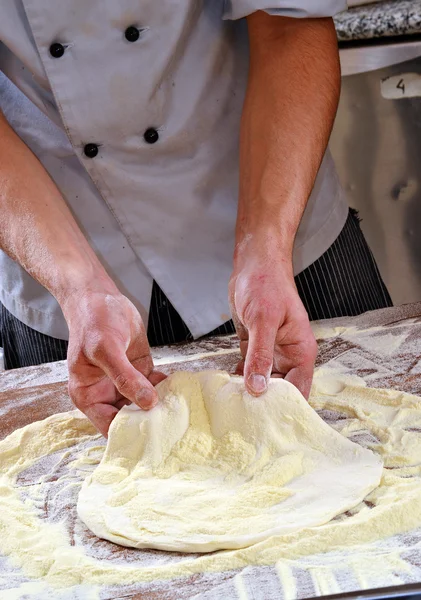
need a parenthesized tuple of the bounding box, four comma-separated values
(77, 370, 383, 552)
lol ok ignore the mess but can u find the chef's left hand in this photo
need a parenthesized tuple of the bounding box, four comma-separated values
(229, 233, 317, 399)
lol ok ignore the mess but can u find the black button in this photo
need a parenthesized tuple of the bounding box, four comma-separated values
(144, 128, 159, 144)
(84, 143, 99, 158)
(125, 26, 140, 42)
(49, 42, 65, 58)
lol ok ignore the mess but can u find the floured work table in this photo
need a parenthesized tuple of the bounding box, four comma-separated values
(1, 302, 421, 600)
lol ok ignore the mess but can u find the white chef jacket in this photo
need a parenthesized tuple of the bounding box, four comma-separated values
(0, 0, 348, 341)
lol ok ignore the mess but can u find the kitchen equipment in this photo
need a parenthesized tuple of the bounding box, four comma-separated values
(331, 40, 421, 306)
(305, 581, 421, 599)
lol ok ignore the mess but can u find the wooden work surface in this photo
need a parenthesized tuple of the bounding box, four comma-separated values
(1, 302, 421, 599)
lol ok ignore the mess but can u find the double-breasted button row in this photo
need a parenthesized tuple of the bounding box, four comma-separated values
(83, 128, 159, 158)
(50, 26, 158, 157)
(83, 129, 158, 158)
(49, 25, 142, 58)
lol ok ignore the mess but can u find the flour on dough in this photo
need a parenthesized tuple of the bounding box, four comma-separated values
(77, 371, 383, 552)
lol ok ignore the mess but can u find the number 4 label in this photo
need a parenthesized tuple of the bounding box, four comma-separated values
(381, 73, 421, 99)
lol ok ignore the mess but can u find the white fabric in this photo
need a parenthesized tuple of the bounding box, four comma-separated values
(77, 371, 383, 553)
(347, 1, 382, 6)
(224, 0, 347, 20)
(0, 1, 348, 340)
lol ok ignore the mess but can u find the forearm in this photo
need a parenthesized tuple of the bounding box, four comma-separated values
(0, 111, 117, 309)
(237, 13, 340, 259)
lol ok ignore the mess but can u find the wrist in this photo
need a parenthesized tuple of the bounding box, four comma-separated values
(233, 231, 294, 282)
(55, 266, 119, 319)
(235, 209, 298, 255)
(234, 221, 294, 266)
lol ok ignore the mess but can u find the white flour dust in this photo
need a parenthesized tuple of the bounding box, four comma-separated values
(0, 315, 421, 599)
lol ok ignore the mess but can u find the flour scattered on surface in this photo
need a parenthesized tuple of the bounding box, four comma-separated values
(1, 311, 421, 599)
(0, 369, 420, 597)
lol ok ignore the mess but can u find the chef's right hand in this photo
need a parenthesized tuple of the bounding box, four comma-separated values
(61, 289, 166, 437)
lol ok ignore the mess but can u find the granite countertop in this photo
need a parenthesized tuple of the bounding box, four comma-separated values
(335, 0, 421, 42)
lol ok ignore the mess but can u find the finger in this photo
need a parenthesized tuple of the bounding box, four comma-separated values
(94, 341, 159, 409)
(235, 359, 245, 376)
(244, 312, 278, 397)
(228, 280, 248, 342)
(130, 357, 166, 388)
(274, 330, 317, 399)
(232, 312, 248, 342)
(148, 370, 167, 386)
(115, 398, 131, 410)
(127, 327, 167, 387)
(84, 403, 119, 438)
(285, 364, 314, 400)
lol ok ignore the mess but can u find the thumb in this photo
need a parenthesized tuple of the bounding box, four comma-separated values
(243, 312, 278, 397)
(99, 343, 159, 410)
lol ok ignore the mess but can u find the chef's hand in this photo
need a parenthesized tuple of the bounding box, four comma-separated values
(62, 290, 166, 436)
(229, 235, 317, 399)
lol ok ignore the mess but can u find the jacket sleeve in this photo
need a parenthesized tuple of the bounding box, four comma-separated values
(223, 0, 347, 20)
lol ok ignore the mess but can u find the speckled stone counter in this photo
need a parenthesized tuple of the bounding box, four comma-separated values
(335, 0, 421, 42)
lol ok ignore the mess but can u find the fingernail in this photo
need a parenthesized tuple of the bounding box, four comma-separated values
(136, 388, 156, 409)
(248, 373, 267, 395)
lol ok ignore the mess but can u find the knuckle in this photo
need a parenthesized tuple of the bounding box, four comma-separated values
(241, 299, 260, 326)
(67, 380, 76, 401)
(82, 331, 113, 363)
(66, 354, 78, 373)
(228, 276, 236, 294)
(304, 335, 318, 360)
(68, 380, 86, 409)
(89, 339, 107, 362)
(309, 338, 318, 358)
(114, 372, 132, 393)
(249, 348, 273, 370)
(243, 299, 278, 327)
(66, 343, 83, 371)
(132, 354, 154, 376)
(239, 340, 248, 358)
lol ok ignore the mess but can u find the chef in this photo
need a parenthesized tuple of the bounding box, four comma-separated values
(0, 1, 391, 435)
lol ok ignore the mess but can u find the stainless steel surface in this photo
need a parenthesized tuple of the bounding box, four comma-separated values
(340, 40, 421, 77)
(331, 53, 421, 306)
(305, 581, 421, 599)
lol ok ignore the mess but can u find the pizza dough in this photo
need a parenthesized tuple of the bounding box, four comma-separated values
(77, 370, 383, 552)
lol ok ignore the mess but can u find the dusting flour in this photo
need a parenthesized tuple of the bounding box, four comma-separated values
(0, 365, 421, 597)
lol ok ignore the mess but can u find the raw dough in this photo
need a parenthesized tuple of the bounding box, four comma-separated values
(1, 365, 421, 593)
(77, 370, 383, 552)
